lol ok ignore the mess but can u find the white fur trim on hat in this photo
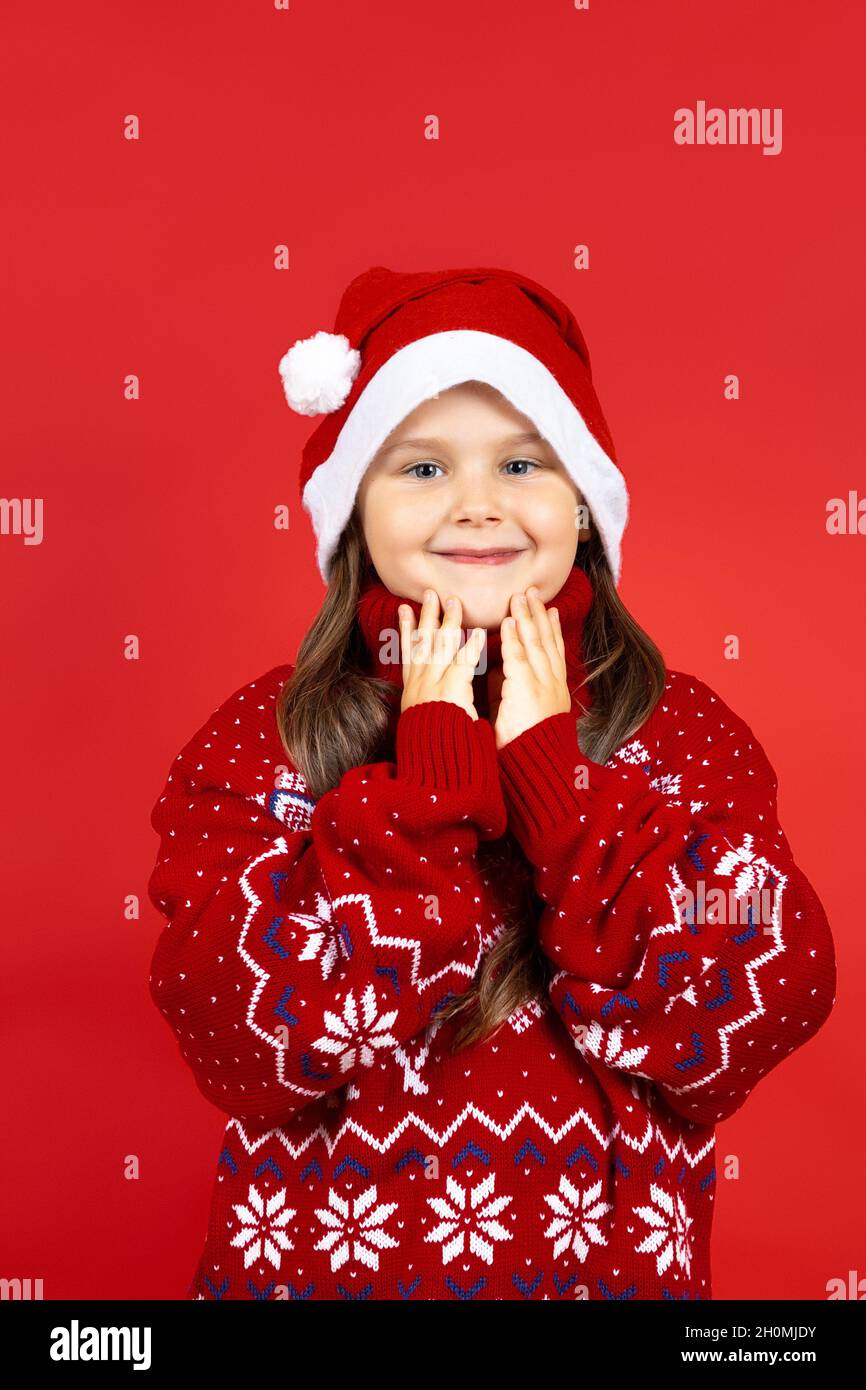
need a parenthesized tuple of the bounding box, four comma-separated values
(278, 330, 361, 416)
(301, 329, 628, 585)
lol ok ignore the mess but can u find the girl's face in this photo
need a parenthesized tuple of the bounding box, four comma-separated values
(356, 381, 589, 631)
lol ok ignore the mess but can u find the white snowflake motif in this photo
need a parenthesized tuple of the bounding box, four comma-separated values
(313, 1184, 400, 1272)
(649, 771, 682, 797)
(287, 891, 344, 980)
(633, 1183, 694, 1278)
(714, 833, 781, 901)
(610, 740, 688, 803)
(425, 1171, 514, 1265)
(229, 1183, 296, 1271)
(607, 737, 651, 769)
(542, 1175, 613, 1262)
(393, 1015, 445, 1096)
(311, 982, 400, 1072)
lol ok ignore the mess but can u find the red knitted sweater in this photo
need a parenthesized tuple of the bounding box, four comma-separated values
(146, 566, 836, 1301)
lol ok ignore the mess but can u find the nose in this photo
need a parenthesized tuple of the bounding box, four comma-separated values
(449, 474, 505, 525)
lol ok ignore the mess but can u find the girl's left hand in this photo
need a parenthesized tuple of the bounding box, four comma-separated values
(494, 587, 572, 750)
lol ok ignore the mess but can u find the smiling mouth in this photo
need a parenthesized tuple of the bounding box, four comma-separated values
(432, 549, 527, 564)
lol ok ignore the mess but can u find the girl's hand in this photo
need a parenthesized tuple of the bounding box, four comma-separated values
(398, 589, 486, 721)
(494, 587, 571, 749)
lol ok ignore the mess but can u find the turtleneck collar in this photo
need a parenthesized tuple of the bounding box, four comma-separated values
(355, 562, 595, 719)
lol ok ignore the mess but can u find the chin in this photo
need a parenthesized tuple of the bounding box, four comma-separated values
(420, 559, 538, 625)
(456, 593, 515, 631)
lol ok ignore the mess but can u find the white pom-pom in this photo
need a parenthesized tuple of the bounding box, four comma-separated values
(277, 330, 361, 416)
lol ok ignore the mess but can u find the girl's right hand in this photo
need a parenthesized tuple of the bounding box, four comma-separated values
(398, 589, 486, 721)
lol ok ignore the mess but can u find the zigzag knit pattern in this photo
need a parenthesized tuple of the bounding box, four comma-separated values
(147, 617, 835, 1300)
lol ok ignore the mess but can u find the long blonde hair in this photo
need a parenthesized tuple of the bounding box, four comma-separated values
(276, 508, 666, 1050)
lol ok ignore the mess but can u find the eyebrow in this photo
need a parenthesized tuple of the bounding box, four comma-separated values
(377, 430, 548, 457)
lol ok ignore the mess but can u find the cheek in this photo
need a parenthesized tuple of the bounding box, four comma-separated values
(520, 490, 581, 545)
(362, 482, 434, 551)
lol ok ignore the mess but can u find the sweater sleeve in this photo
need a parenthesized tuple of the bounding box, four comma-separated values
(496, 679, 837, 1128)
(147, 673, 507, 1131)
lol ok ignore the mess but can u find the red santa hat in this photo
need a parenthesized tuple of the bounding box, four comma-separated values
(278, 265, 627, 584)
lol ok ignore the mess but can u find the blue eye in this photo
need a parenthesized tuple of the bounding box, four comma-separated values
(503, 458, 540, 476)
(404, 461, 443, 479)
(402, 458, 541, 479)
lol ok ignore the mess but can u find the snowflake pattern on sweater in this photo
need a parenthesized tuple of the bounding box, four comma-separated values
(146, 585, 835, 1301)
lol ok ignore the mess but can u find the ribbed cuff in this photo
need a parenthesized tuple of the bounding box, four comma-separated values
(497, 710, 605, 850)
(396, 700, 507, 835)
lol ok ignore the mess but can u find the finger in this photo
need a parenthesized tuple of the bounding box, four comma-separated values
(398, 604, 415, 676)
(499, 614, 525, 675)
(410, 588, 442, 668)
(526, 588, 562, 672)
(399, 602, 427, 677)
(525, 583, 558, 653)
(416, 587, 441, 638)
(510, 592, 551, 682)
(435, 594, 463, 666)
(549, 605, 566, 665)
(459, 625, 486, 675)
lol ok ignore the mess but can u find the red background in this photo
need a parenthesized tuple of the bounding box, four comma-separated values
(1, 0, 863, 1299)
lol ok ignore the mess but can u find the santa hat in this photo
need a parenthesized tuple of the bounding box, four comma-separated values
(278, 265, 627, 584)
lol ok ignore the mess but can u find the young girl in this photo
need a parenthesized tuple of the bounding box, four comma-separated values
(147, 265, 836, 1301)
